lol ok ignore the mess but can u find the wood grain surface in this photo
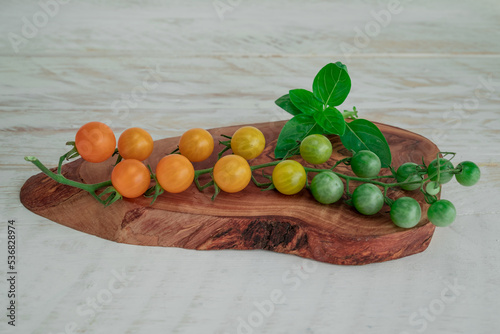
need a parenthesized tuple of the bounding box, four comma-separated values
(1, 0, 499, 333)
(20, 121, 439, 265)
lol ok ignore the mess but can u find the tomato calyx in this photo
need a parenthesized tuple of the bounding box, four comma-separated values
(144, 165, 164, 204)
(58, 141, 80, 174)
(112, 149, 122, 166)
(217, 134, 232, 160)
(97, 186, 123, 207)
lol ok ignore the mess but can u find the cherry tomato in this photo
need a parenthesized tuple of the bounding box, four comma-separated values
(179, 128, 214, 162)
(396, 162, 422, 191)
(310, 172, 344, 204)
(231, 126, 266, 160)
(118, 127, 154, 161)
(427, 158, 454, 184)
(425, 181, 441, 195)
(455, 161, 480, 186)
(75, 122, 116, 163)
(350, 150, 381, 178)
(427, 199, 456, 227)
(390, 197, 422, 228)
(155, 154, 194, 193)
(272, 160, 306, 195)
(111, 159, 151, 198)
(352, 183, 384, 215)
(299, 134, 332, 165)
(213, 155, 251, 193)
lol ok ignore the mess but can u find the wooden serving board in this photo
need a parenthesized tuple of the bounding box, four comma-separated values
(20, 121, 440, 265)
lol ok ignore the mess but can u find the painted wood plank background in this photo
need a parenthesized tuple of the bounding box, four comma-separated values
(1, 0, 499, 333)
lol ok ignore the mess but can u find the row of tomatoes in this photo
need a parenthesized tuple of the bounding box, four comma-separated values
(74, 122, 267, 198)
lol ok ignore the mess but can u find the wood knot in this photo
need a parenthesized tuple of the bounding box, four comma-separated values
(242, 220, 301, 250)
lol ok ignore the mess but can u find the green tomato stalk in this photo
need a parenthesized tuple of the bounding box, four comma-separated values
(24, 156, 117, 206)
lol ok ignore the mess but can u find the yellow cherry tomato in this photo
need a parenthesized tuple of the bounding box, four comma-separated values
(272, 160, 306, 195)
(231, 126, 266, 160)
(179, 128, 214, 162)
(118, 127, 154, 161)
(213, 155, 251, 193)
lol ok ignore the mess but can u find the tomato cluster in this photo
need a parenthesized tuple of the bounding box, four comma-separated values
(73, 122, 268, 199)
(75, 122, 156, 198)
(293, 134, 479, 229)
(72, 122, 479, 229)
(348, 153, 479, 228)
(392, 157, 480, 227)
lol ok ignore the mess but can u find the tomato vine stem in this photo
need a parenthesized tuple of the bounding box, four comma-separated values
(25, 156, 113, 205)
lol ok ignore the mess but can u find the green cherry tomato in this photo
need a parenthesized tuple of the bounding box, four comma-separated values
(350, 150, 381, 178)
(455, 161, 480, 186)
(396, 162, 422, 191)
(299, 134, 333, 165)
(272, 160, 307, 195)
(425, 181, 441, 195)
(352, 183, 384, 215)
(427, 199, 456, 227)
(390, 197, 422, 228)
(310, 172, 344, 204)
(427, 158, 454, 184)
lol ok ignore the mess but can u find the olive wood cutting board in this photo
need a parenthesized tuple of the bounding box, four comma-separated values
(20, 120, 440, 265)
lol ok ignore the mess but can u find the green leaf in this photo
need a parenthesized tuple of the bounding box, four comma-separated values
(275, 94, 302, 116)
(313, 107, 346, 135)
(289, 89, 323, 115)
(312, 62, 351, 107)
(340, 119, 392, 167)
(274, 114, 323, 159)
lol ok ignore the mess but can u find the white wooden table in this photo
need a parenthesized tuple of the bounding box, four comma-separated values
(1, 0, 499, 333)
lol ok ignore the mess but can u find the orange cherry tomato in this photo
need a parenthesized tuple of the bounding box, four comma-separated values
(117, 127, 154, 161)
(75, 122, 116, 163)
(213, 155, 251, 193)
(231, 126, 266, 160)
(155, 154, 194, 193)
(178, 128, 214, 162)
(111, 159, 151, 198)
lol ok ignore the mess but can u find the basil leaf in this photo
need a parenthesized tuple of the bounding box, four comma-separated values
(274, 114, 323, 159)
(312, 62, 351, 107)
(313, 107, 346, 135)
(275, 94, 302, 116)
(289, 89, 323, 115)
(340, 119, 392, 167)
